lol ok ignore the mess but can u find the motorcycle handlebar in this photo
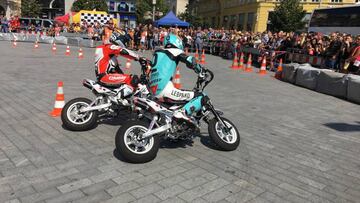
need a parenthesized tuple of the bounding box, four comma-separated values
(196, 67, 214, 91)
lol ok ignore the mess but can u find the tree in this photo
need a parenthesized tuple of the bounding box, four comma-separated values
(268, 0, 306, 32)
(178, 3, 202, 28)
(21, 0, 41, 18)
(136, 0, 169, 23)
(71, 0, 108, 12)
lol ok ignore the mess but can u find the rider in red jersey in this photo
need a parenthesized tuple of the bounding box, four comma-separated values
(95, 31, 142, 88)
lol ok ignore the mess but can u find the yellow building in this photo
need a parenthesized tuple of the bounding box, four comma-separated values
(197, 0, 357, 32)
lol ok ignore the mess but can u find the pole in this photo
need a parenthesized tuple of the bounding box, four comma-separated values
(153, 0, 156, 22)
(319, 0, 322, 8)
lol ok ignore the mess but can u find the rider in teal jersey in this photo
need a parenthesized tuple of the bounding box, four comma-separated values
(149, 33, 207, 122)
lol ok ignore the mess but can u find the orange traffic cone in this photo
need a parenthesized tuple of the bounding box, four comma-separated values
(78, 48, 84, 59)
(52, 43, 57, 53)
(238, 52, 244, 70)
(49, 81, 65, 117)
(275, 58, 283, 80)
(173, 67, 182, 89)
(230, 52, 239, 69)
(258, 56, 267, 75)
(34, 41, 39, 49)
(245, 54, 253, 72)
(199, 49, 206, 65)
(65, 46, 71, 56)
(12, 39, 17, 48)
(194, 49, 199, 63)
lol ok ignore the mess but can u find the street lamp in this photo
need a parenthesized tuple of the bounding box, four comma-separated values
(152, 0, 156, 21)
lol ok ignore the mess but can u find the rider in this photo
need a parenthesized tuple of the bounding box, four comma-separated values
(149, 33, 208, 122)
(95, 30, 142, 89)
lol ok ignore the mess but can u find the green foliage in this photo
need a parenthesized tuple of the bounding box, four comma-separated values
(268, 0, 306, 32)
(136, 0, 169, 23)
(21, 0, 41, 18)
(71, 0, 108, 12)
(178, 3, 202, 27)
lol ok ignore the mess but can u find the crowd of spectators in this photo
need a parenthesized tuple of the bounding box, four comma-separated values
(124, 26, 360, 74)
(1, 15, 359, 74)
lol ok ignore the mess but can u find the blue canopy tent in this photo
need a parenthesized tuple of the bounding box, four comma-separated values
(154, 11, 190, 27)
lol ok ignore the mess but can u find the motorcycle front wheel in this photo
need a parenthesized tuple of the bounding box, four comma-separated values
(208, 117, 240, 151)
(115, 120, 160, 163)
(61, 98, 98, 131)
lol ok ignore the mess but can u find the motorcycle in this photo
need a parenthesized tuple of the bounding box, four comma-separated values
(61, 58, 150, 131)
(115, 68, 240, 163)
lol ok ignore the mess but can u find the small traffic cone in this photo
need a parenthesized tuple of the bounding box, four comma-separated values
(258, 57, 267, 75)
(199, 49, 206, 65)
(230, 52, 239, 69)
(65, 46, 71, 56)
(49, 81, 65, 117)
(275, 58, 283, 80)
(12, 39, 17, 48)
(244, 54, 253, 72)
(52, 43, 57, 53)
(34, 41, 39, 49)
(78, 48, 84, 59)
(194, 49, 199, 63)
(173, 67, 182, 89)
(238, 52, 244, 70)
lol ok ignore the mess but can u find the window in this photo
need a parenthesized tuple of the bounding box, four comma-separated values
(43, 20, 53, 28)
(310, 7, 360, 27)
(230, 15, 237, 29)
(331, 0, 342, 2)
(312, 0, 319, 2)
(223, 16, 229, 28)
(238, 13, 245, 31)
(246, 13, 255, 31)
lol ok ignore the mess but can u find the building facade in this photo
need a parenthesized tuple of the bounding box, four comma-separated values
(106, 0, 136, 28)
(197, 0, 356, 32)
(167, 0, 189, 15)
(0, 0, 21, 18)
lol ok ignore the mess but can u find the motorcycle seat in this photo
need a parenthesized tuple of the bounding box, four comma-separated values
(160, 100, 187, 109)
(97, 81, 124, 89)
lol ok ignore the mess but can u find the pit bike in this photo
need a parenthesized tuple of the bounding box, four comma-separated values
(61, 58, 150, 131)
(115, 68, 240, 163)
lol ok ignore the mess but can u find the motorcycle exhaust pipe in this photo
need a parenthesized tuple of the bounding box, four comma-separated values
(141, 124, 172, 140)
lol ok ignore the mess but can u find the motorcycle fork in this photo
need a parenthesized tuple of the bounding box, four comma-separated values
(205, 101, 232, 133)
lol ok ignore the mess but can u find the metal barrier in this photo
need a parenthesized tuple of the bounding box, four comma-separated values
(0, 33, 100, 48)
(286, 48, 325, 67)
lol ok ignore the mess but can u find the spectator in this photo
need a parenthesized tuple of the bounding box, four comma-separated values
(1, 16, 9, 33)
(345, 35, 360, 74)
(195, 27, 203, 51)
(324, 33, 342, 70)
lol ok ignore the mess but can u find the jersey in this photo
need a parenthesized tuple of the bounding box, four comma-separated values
(94, 44, 139, 86)
(149, 48, 201, 96)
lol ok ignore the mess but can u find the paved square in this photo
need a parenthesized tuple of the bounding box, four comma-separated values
(1, 41, 360, 202)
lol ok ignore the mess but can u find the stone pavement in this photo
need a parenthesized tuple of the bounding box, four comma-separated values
(0, 41, 360, 203)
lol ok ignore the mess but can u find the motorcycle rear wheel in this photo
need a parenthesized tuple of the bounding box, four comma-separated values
(208, 117, 240, 151)
(61, 98, 98, 131)
(115, 120, 160, 163)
